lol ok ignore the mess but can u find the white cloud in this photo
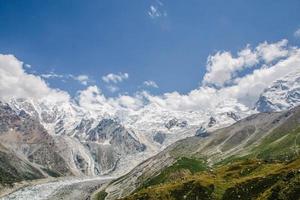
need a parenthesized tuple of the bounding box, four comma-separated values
(77, 85, 144, 117)
(143, 80, 158, 88)
(62, 74, 92, 85)
(24, 64, 31, 68)
(114, 95, 144, 110)
(107, 85, 119, 93)
(78, 86, 106, 109)
(41, 72, 64, 79)
(256, 39, 288, 63)
(148, 6, 161, 19)
(148, 0, 167, 19)
(145, 39, 300, 111)
(294, 28, 300, 38)
(223, 48, 300, 106)
(1, 39, 299, 121)
(102, 72, 129, 84)
(77, 85, 117, 117)
(203, 39, 289, 87)
(203, 46, 258, 87)
(143, 87, 219, 111)
(72, 74, 90, 85)
(0, 54, 69, 103)
(41, 73, 91, 86)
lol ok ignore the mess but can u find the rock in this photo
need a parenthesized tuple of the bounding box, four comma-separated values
(208, 117, 217, 127)
(195, 127, 209, 137)
(165, 118, 188, 129)
(227, 112, 240, 121)
(153, 132, 166, 144)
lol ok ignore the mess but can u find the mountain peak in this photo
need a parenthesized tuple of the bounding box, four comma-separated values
(255, 69, 300, 112)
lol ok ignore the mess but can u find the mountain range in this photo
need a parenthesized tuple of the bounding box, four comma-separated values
(0, 69, 300, 199)
(101, 97, 300, 200)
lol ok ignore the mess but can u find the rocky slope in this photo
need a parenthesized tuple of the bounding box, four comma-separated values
(101, 105, 300, 199)
(0, 101, 71, 178)
(0, 143, 45, 187)
(5, 95, 253, 177)
(0, 100, 147, 180)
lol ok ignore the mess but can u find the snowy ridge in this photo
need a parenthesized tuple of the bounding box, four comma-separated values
(6, 96, 254, 176)
(255, 68, 300, 112)
(5, 69, 300, 176)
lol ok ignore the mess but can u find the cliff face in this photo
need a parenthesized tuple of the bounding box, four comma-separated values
(0, 100, 147, 185)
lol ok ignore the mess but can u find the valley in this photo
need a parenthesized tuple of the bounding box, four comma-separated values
(99, 106, 300, 200)
(0, 176, 114, 200)
(0, 61, 300, 199)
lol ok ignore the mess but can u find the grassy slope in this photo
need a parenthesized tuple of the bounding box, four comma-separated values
(122, 158, 300, 200)
(121, 118, 300, 200)
(139, 157, 208, 190)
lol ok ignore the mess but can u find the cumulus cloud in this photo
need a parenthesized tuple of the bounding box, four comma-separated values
(1, 39, 299, 118)
(0, 54, 69, 103)
(143, 80, 159, 88)
(256, 39, 289, 63)
(203, 47, 258, 87)
(203, 39, 289, 87)
(114, 94, 144, 110)
(294, 28, 300, 38)
(141, 39, 300, 111)
(102, 72, 129, 84)
(143, 87, 219, 111)
(78, 86, 110, 110)
(224, 48, 300, 106)
(77, 85, 144, 118)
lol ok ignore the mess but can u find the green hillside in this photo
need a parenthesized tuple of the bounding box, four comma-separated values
(118, 110, 300, 200)
(122, 157, 300, 200)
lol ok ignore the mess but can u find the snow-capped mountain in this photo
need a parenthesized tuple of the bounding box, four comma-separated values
(3, 69, 300, 177)
(255, 69, 300, 112)
(5, 95, 253, 176)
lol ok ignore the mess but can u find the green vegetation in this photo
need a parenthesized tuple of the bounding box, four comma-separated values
(252, 126, 300, 161)
(139, 157, 208, 190)
(97, 110, 300, 200)
(171, 157, 208, 173)
(122, 157, 300, 200)
(123, 120, 300, 199)
(94, 190, 108, 200)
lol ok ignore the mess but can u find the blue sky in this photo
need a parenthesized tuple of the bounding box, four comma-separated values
(1, 0, 300, 97)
